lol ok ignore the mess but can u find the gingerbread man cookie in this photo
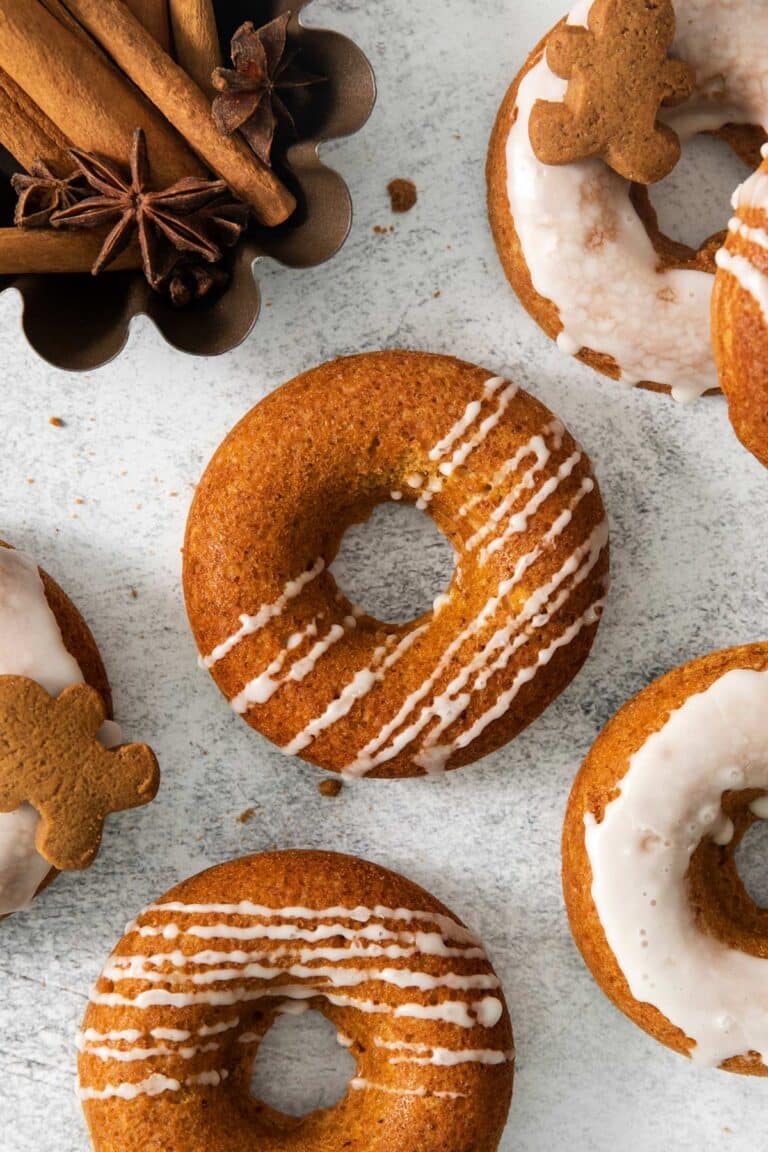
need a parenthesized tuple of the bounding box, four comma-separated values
(0, 678, 159, 871)
(529, 0, 694, 184)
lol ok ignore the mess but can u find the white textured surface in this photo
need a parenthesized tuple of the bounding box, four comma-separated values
(0, 1, 767, 1148)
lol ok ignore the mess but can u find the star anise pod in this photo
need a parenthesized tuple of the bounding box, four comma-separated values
(50, 128, 249, 291)
(11, 161, 89, 228)
(164, 259, 230, 308)
(212, 14, 324, 167)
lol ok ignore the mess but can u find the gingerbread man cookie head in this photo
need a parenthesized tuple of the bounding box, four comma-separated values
(0, 677, 159, 873)
(529, 0, 694, 184)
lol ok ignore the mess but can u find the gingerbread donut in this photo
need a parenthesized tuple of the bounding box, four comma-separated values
(563, 643, 768, 1074)
(0, 543, 158, 919)
(488, 0, 768, 401)
(712, 150, 768, 467)
(184, 352, 609, 778)
(78, 850, 515, 1151)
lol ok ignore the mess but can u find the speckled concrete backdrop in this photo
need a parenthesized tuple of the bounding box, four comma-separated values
(1, 1, 767, 1148)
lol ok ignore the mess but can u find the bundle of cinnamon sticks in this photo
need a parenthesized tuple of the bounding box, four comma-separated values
(0, 0, 296, 285)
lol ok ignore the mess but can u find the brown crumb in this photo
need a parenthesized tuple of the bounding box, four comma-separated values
(48, 416, 64, 428)
(130, 588, 138, 600)
(238, 807, 256, 824)
(387, 178, 417, 214)
(319, 778, 343, 798)
(433, 290, 441, 299)
(75, 497, 85, 506)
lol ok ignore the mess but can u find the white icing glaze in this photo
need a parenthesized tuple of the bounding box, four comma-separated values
(344, 485, 606, 777)
(202, 558, 325, 669)
(375, 1039, 514, 1067)
(81, 901, 507, 1107)
(349, 1077, 466, 1100)
(715, 249, 768, 323)
(503, 0, 768, 400)
(0, 549, 120, 917)
(585, 668, 768, 1068)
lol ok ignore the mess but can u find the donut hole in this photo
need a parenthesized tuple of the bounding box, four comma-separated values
(249, 1010, 356, 1118)
(736, 818, 768, 910)
(645, 132, 753, 252)
(330, 501, 456, 625)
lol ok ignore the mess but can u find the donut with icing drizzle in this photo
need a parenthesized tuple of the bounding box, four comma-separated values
(78, 850, 515, 1150)
(487, 0, 768, 401)
(712, 149, 768, 467)
(563, 642, 768, 1074)
(183, 351, 609, 778)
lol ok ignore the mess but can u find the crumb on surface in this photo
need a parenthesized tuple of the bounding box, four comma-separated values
(319, 778, 343, 798)
(130, 588, 138, 600)
(373, 224, 395, 235)
(238, 807, 256, 824)
(48, 416, 64, 428)
(387, 178, 418, 213)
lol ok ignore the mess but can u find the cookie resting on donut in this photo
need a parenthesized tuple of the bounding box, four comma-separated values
(78, 850, 515, 1152)
(563, 642, 768, 1074)
(713, 146, 768, 468)
(183, 351, 609, 778)
(488, 0, 768, 400)
(0, 545, 113, 918)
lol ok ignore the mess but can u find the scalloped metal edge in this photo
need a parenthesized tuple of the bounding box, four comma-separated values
(2, 0, 376, 371)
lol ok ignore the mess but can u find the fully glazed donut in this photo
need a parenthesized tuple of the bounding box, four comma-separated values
(0, 543, 112, 918)
(563, 643, 768, 1074)
(78, 850, 515, 1151)
(712, 149, 768, 467)
(488, 0, 768, 401)
(184, 352, 609, 778)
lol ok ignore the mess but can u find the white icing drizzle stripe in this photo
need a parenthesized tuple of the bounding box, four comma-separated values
(428, 377, 505, 461)
(230, 616, 355, 716)
(281, 624, 429, 756)
(464, 431, 555, 550)
(350, 1077, 466, 1101)
(138, 902, 478, 945)
(728, 217, 768, 251)
(78, 1069, 229, 1102)
(79, 1041, 220, 1063)
(202, 558, 325, 669)
(480, 452, 583, 563)
(715, 249, 768, 325)
(344, 495, 604, 777)
(111, 940, 485, 969)
(130, 920, 470, 951)
(375, 1039, 514, 1067)
(88, 984, 503, 1030)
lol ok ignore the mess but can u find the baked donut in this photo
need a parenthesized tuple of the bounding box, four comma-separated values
(563, 642, 768, 1074)
(0, 543, 158, 919)
(78, 850, 515, 1151)
(712, 149, 768, 467)
(487, 0, 768, 401)
(184, 351, 609, 778)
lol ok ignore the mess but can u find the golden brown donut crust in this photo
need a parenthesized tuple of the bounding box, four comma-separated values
(183, 351, 608, 777)
(0, 541, 112, 912)
(712, 201, 768, 468)
(486, 26, 763, 395)
(563, 642, 768, 1075)
(79, 850, 515, 1152)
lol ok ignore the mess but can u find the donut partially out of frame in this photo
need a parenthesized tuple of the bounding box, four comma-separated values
(488, 0, 768, 401)
(78, 850, 515, 1151)
(563, 642, 768, 1074)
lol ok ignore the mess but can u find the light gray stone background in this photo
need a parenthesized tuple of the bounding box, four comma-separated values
(1, 0, 767, 1147)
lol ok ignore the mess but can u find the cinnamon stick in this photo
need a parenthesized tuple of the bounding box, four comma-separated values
(169, 0, 221, 96)
(61, 0, 296, 226)
(125, 0, 171, 51)
(0, 68, 71, 173)
(0, 229, 140, 276)
(0, 0, 206, 187)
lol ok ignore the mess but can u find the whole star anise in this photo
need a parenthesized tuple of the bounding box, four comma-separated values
(50, 129, 249, 291)
(212, 14, 323, 167)
(11, 161, 89, 228)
